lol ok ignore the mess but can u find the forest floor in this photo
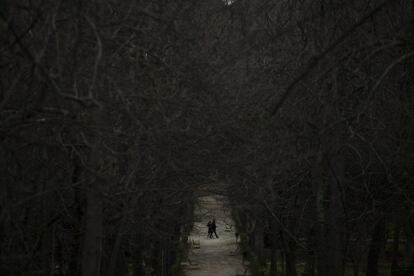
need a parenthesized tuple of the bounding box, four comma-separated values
(181, 195, 251, 276)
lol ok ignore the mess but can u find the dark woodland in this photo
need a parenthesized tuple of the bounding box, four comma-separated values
(1, 0, 413, 275)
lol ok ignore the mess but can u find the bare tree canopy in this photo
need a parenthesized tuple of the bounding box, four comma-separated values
(0, 0, 413, 275)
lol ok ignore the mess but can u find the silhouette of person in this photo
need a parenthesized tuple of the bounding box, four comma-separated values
(212, 219, 219, 238)
(207, 221, 213, 238)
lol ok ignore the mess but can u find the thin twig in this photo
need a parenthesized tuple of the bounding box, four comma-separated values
(372, 50, 414, 92)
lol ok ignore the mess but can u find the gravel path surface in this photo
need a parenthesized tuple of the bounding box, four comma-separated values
(182, 195, 251, 276)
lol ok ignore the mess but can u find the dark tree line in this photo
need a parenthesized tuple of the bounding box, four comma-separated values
(1, 0, 413, 276)
(0, 0, 227, 275)
(224, 0, 414, 276)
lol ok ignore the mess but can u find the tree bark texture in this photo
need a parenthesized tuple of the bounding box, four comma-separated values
(366, 217, 387, 276)
(81, 109, 105, 276)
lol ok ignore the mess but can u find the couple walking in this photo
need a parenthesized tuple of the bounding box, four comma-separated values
(207, 219, 218, 239)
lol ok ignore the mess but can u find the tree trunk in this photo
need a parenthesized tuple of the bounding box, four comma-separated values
(68, 157, 83, 275)
(81, 178, 103, 276)
(311, 151, 326, 276)
(133, 251, 144, 276)
(269, 246, 278, 276)
(81, 109, 105, 276)
(366, 217, 387, 276)
(285, 250, 297, 276)
(403, 224, 414, 266)
(255, 220, 265, 269)
(324, 156, 345, 276)
(304, 189, 316, 276)
(303, 248, 315, 276)
(391, 223, 401, 276)
(107, 223, 124, 276)
(280, 229, 297, 276)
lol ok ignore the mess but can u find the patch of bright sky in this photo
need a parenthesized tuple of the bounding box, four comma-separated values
(224, 0, 236, 5)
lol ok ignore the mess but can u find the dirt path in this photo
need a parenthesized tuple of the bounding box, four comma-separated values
(182, 195, 251, 276)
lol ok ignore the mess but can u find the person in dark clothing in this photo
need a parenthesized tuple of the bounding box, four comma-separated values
(207, 221, 213, 238)
(212, 219, 219, 238)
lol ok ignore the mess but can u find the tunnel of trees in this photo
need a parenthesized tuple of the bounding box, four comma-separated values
(0, 0, 413, 275)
